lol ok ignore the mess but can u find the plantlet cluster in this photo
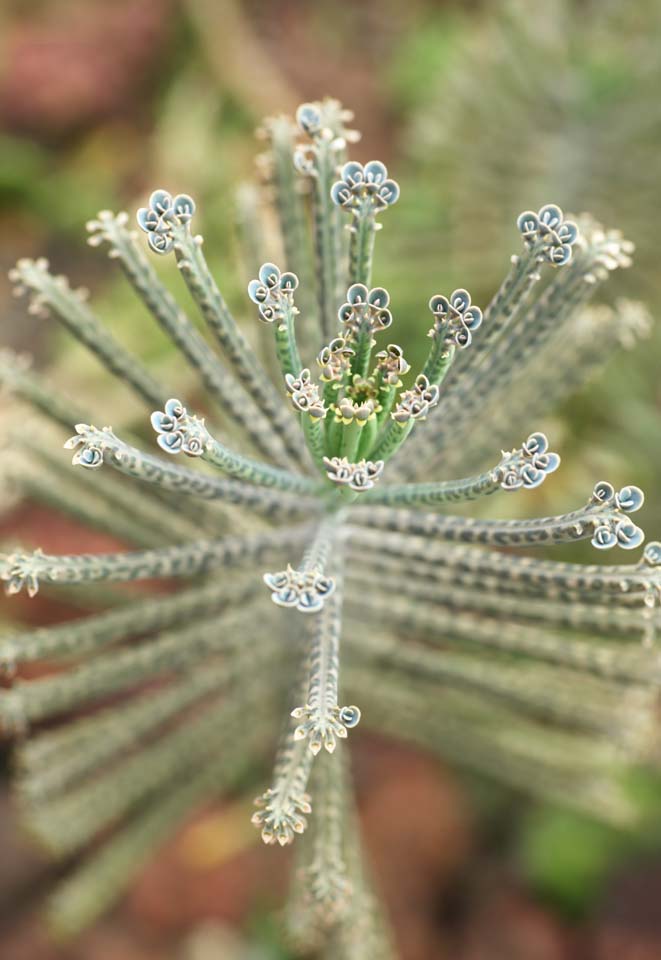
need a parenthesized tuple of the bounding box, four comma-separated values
(0, 98, 659, 953)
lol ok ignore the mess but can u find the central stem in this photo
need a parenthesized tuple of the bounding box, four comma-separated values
(349, 206, 376, 288)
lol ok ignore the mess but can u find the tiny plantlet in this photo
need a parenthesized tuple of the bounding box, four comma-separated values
(0, 99, 659, 952)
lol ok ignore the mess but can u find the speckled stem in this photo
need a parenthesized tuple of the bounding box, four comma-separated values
(10, 259, 165, 407)
(361, 465, 500, 506)
(313, 138, 342, 340)
(173, 229, 308, 467)
(369, 419, 413, 462)
(350, 503, 634, 548)
(90, 214, 291, 466)
(348, 207, 376, 289)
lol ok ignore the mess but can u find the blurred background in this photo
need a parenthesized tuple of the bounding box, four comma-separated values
(1, 0, 660, 957)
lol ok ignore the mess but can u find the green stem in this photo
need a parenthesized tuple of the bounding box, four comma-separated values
(314, 139, 341, 340)
(447, 240, 545, 385)
(69, 427, 319, 515)
(1, 527, 310, 595)
(339, 420, 362, 461)
(11, 259, 165, 408)
(325, 411, 343, 458)
(356, 416, 378, 459)
(274, 305, 303, 379)
(360, 468, 500, 506)
(91, 214, 291, 467)
(302, 414, 327, 470)
(301, 514, 342, 574)
(269, 118, 320, 354)
(421, 341, 455, 386)
(350, 503, 641, 549)
(0, 353, 85, 431)
(370, 420, 414, 463)
(348, 210, 376, 288)
(322, 379, 341, 410)
(375, 381, 397, 429)
(173, 233, 307, 468)
(0, 577, 258, 671)
(351, 329, 374, 381)
(201, 431, 323, 494)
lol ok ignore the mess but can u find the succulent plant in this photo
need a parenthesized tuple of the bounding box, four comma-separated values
(0, 97, 659, 953)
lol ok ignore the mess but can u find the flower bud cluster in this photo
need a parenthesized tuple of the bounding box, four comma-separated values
(330, 160, 400, 214)
(338, 284, 392, 340)
(375, 344, 410, 385)
(516, 203, 578, 266)
(64, 424, 117, 469)
(263, 564, 336, 614)
(286, 370, 327, 419)
(588, 481, 645, 551)
(428, 288, 483, 349)
(323, 457, 384, 492)
(291, 703, 362, 755)
(316, 338, 355, 383)
(392, 374, 440, 424)
(333, 396, 378, 426)
(496, 432, 560, 491)
(150, 398, 208, 457)
(136, 189, 196, 255)
(248, 262, 299, 324)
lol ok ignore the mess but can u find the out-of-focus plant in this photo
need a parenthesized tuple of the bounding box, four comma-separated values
(389, 0, 661, 523)
(0, 98, 659, 954)
(402, 0, 661, 296)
